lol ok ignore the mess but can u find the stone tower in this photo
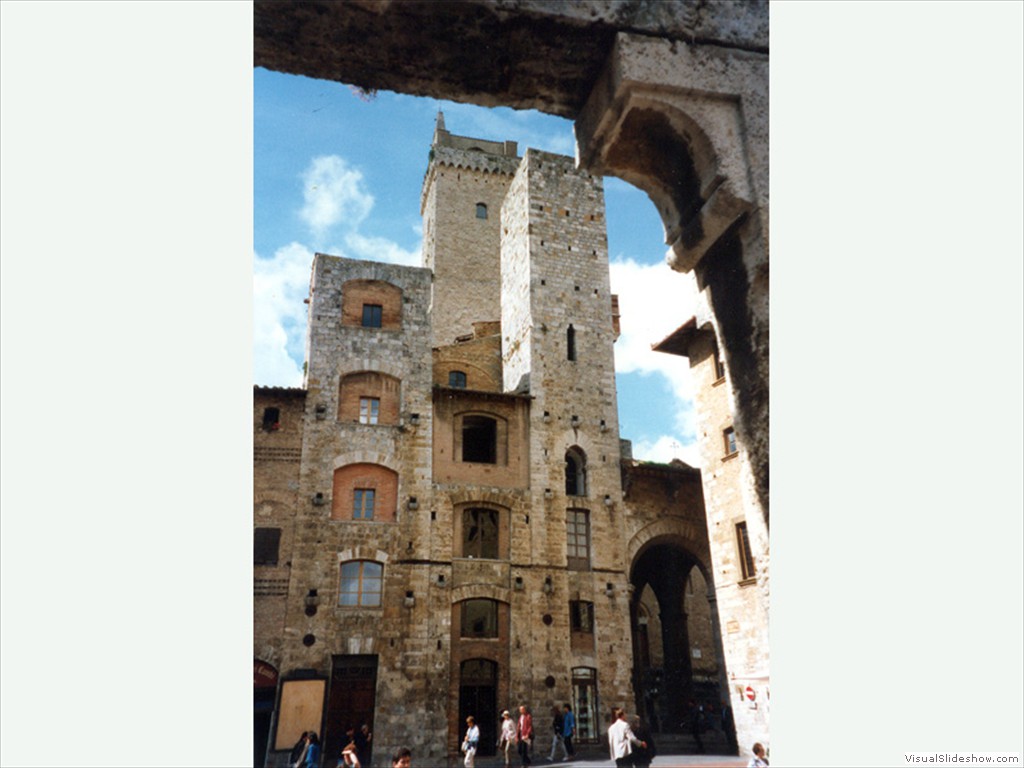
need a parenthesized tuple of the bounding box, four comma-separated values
(421, 112, 519, 347)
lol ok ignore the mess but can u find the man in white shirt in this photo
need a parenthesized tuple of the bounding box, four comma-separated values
(607, 708, 646, 768)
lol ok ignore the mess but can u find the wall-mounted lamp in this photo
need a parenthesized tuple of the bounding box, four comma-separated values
(312, 492, 326, 506)
(404, 590, 416, 608)
(408, 497, 419, 510)
(514, 577, 524, 591)
(543, 411, 552, 424)
(605, 583, 615, 597)
(304, 589, 320, 616)
(604, 495, 613, 507)
(570, 415, 580, 428)
(544, 488, 553, 500)
(409, 413, 421, 426)
(543, 577, 553, 595)
(436, 573, 447, 587)
(600, 419, 608, 432)
(315, 403, 328, 420)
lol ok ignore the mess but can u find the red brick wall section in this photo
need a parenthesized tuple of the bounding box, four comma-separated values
(338, 371, 402, 424)
(331, 463, 398, 522)
(341, 279, 403, 329)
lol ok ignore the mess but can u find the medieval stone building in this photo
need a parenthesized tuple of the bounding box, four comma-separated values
(254, 117, 762, 766)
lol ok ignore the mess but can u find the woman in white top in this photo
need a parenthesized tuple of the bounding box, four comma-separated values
(462, 715, 481, 768)
(498, 710, 517, 768)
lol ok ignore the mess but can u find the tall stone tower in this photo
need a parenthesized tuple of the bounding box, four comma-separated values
(421, 112, 519, 347)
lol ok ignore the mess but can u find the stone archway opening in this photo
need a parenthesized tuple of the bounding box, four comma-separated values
(630, 542, 727, 752)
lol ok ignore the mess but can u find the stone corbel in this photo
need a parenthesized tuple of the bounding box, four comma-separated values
(575, 33, 763, 275)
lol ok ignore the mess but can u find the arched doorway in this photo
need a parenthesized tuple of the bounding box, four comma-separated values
(459, 659, 497, 756)
(630, 543, 724, 742)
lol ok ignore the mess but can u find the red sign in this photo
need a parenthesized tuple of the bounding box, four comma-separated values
(254, 660, 279, 689)
(745, 686, 756, 701)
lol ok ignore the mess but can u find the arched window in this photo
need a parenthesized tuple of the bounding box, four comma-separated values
(338, 560, 383, 606)
(331, 463, 398, 522)
(475, 202, 488, 219)
(567, 324, 576, 361)
(565, 447, 587, 496)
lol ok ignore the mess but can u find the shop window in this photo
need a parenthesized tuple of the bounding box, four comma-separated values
(460, 599, 498, 638)
(566, 509, 590, 570)
(361, 304, 383, 328)
(359, 397, 380, 425)
(462, 415, 497, 463)
(737, 522, 756, 581)
(475, 202, 488, 219)
(449, 370, 467, 389)
(353, 488, 375, 520)
(723, 426, 737, 456)
(462, 508, 499, 559)
(339, 560, 383, 607)
(254, 527, 281, 566)
(565, 447, 587, 496)
(262, 407, 280, 431)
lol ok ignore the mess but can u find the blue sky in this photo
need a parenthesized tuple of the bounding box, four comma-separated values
(254, 67, 703, 465)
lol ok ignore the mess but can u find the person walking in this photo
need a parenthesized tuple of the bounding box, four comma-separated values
(304, 733, 321, 768)
(561, 704, 576, 761)
(289, 732, 309, 768)
(498, 710, 517, 768)
(607, 708, 646, 768)
(747, 742, 769, 767)
(462, 715, 480, 768)
(547, 705, 569, 761)
(629, 715, 656, 768)
(516, 704, 534, 767)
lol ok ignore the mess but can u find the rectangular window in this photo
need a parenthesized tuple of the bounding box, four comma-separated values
(461, 415, 497, 463)
(254, 527, 282, 566)
(353, 488, 375, 520)
(359, 397, 380, 425)
(448, 370, 467, 388)
(361, 304, 383, 328)
(723, 426, 737, 456)
(462, 508, 499, 559)
(736, 521, 756, 580)
(339, 560, 383, 606)
(569, 600, 594, 633)
(566, 509, 590, 570)
(714, 348, 726, 380)
(460, 599, 498, 638)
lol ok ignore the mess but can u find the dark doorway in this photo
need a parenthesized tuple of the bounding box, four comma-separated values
(459, 659, 497, 756)
(325, 655, 378, 767)
(254, 687, 275, 767)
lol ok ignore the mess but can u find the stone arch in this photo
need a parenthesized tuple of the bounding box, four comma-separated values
(331, 450, 398, 472)
(629, 518, 713, 579)
(338, 369, 401, 424)
(451, 584, 510, 605)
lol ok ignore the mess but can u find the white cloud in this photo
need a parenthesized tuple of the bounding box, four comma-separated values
(631, 435, 703, 469)
(253, 242, 313, 387)
(610, 256, 703, 461)
(344, 232, 420, 267)
(299, 155, 374, 238)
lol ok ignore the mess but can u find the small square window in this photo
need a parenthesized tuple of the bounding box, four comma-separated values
(460, 599, 498, 638)
(262, 407, 280, 431)
(359, 397, 380, 425)
(723, 427, 737, 456)
(449, 370, 467, 389)
(361, 304, 383, 328)
(475, 203, 488, 219)
(353, 488, 375, 520)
